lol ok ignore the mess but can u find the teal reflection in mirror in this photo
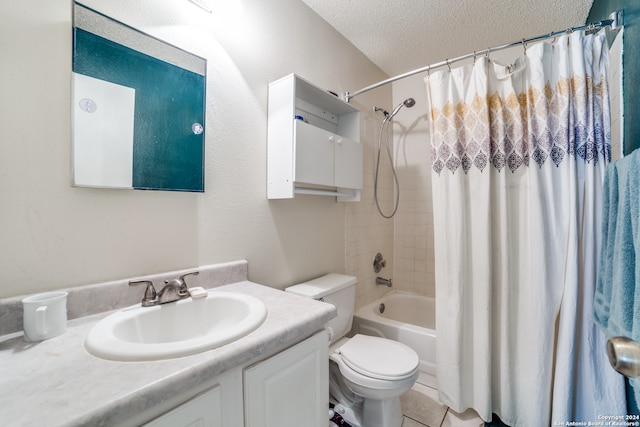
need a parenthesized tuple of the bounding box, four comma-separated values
(72, 2, 206, 192)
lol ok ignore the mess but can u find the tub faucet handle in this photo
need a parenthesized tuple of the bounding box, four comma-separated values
(373, 252, 386, 273)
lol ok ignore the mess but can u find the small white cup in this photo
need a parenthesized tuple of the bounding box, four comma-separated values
(22, 291, 68, 342)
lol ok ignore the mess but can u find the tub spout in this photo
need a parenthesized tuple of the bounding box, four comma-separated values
(376, 277, 392, 287)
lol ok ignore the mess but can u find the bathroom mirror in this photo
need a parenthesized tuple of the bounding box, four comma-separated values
(72, 2, 206, 192)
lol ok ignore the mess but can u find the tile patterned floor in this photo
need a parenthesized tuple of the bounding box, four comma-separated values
(401, 382, 485, 427)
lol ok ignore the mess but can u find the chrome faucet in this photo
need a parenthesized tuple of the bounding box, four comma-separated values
(375, 277, 393, 287)
(130, 271, 199, 306)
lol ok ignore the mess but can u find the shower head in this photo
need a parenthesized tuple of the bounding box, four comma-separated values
(388, 97, 416, 120)
(373, 98, 415, 120)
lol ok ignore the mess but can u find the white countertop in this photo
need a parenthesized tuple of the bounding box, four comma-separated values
(0, 281, 335, 427)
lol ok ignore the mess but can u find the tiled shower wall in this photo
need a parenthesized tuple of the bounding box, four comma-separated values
(392, 118, 435, 298)
(346, 109, 398, 311)
(344, 76, 436, 305)
(390, 75, 435, 298)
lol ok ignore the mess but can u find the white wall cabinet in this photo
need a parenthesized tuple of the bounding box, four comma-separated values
(143, 331, 328, 427)
(244, 330, 329, 427)
(268, 74, 362, 201)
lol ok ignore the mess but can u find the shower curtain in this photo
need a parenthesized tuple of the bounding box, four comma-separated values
(426, 30, 625, 426)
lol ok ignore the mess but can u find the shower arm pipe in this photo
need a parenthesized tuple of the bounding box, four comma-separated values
(343, 10, 623, 103)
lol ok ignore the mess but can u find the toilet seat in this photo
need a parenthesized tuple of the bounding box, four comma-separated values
(335, 334, 419, 381)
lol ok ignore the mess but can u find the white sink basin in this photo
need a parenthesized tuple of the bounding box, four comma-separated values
(85, 291, 267, 361)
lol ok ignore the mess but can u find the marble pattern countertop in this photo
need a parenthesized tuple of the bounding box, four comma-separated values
(0, 280, 336, 427)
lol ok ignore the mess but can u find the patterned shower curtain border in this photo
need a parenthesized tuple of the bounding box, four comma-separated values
(430, 73, 611, 175)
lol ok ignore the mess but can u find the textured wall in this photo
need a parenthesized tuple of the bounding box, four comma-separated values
(0, 0, 390, 298)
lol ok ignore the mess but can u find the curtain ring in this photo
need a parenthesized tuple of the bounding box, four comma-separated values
(446, 59, 451, 71)
(565, 27, 574, 34)
(427, 65, 431, 77)
(485, 47, 491, 61)
(473, 51, 477, 64)
(521, 38, 527, 54)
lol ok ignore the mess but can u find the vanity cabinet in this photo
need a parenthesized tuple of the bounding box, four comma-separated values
(143, 386, 222, 427)
(268, 74, 362, 201)
(244, 330, 329, 427)
(143, 330, 328, 427)
(143, 368, 243, 427)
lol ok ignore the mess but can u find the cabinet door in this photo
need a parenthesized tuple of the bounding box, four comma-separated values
(244, 330, 329, 427)
(294, 121, 334, 187)
(144, 386, 222, 427)
(334, 138, 362, 190)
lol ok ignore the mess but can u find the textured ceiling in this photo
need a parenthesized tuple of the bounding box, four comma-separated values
(302, 0, 594, 78)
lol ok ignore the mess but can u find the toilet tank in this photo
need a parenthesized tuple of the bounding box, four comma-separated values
(285, 273, 357, 344)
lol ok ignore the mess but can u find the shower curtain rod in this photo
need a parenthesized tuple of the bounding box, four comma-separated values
(343, 10, 623, 103)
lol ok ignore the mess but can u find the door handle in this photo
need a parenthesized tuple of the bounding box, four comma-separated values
(607, 336, 640, 377)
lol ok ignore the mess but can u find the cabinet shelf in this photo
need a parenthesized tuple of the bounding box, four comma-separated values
(267, 74, 362, 201)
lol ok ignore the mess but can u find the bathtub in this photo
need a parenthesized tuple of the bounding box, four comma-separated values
(352, 291, 436, 388)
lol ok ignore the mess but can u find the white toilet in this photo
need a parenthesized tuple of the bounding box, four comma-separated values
(286, 273, 419, 427)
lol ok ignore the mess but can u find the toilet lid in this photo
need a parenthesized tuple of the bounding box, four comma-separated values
(337, 334, 419, 380)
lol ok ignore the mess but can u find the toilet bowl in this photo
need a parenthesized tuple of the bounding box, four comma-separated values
(330, 335, 419, 427)
(285, 273, 420, 427)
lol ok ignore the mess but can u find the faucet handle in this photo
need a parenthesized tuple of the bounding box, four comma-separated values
(179, 271, 199, 285)
(178, 271, 199, 294)
(164, 271, 199, 296)
(129, 280, 158, 306)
